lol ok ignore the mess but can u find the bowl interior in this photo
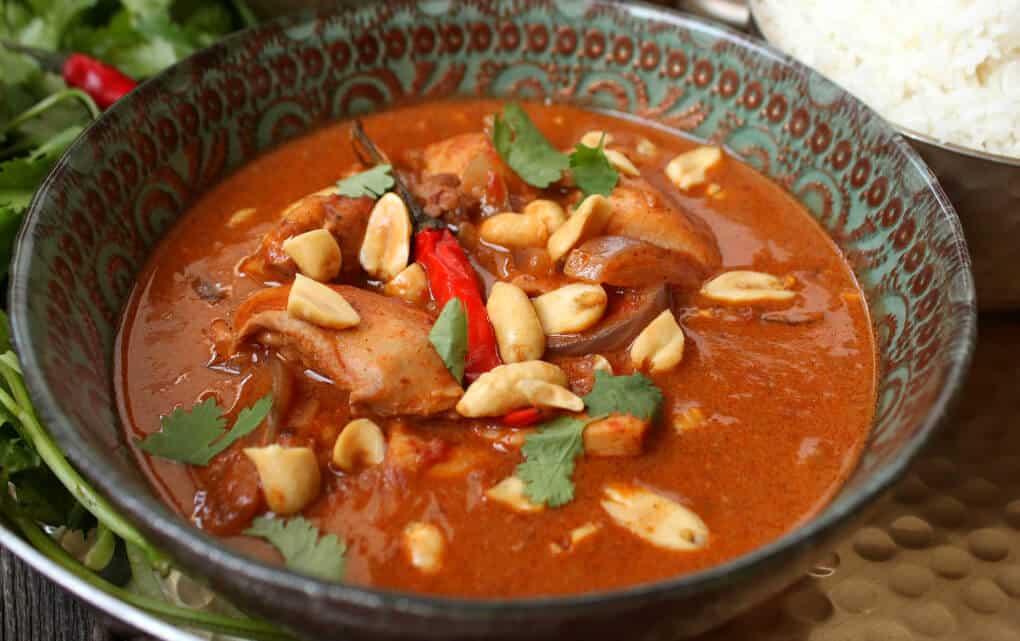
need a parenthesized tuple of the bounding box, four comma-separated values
(10, 0, 975, 620)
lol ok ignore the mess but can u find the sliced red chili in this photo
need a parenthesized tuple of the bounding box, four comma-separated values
(416, 228, 501, 381)
(501, 407, 542, 427)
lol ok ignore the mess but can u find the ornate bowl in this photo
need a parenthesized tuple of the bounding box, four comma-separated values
(8, 2, 976, 639)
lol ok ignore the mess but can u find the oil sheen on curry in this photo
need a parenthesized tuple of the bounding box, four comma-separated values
(116, 100, 876, 598)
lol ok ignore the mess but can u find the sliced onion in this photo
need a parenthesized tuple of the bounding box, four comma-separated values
(546, 285, 670, 356)
(563, 236, 702, 290)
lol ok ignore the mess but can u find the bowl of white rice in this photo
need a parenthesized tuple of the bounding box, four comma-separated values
(687, 0, 1020, 308)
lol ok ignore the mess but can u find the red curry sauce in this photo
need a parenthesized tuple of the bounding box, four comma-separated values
(115, 100, 876, 597)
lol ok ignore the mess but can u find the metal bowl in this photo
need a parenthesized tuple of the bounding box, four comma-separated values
(685, 0, 1020, 308)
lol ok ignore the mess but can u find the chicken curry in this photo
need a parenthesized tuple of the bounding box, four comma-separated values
(116, 100, 876, 597)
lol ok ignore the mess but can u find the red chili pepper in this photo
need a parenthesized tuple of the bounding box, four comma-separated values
(502, 407, 542, 427)
(416, 228, 501, 381)
(1, 41, 136, 110)
(62, 53, 137, 110)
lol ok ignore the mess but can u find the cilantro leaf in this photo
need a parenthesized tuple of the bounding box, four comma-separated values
(428, 298, 467, 384)
(336, 164, 394, 198)
(516, 416, 587, 507)
(569, 137, 619, 197)
(0, 423, 41, 476)
(492, 103, 569, 189)
(246, 516, 346, 581)
(136, 394, 272, 465)
(583, 371, 663, 420)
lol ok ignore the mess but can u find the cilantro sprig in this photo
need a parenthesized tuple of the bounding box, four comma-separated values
(429, 298, 468, 384)
(583, 370, 664, 420)
(491, 103, 620, 196)
(246, 516, 346, 582)
(493, 103, 570, 188)
(136, 394, 273, 465)
(570, 135, 620, 198)
(517, 371, 665, 507)
(515, 416, 587, 508)
(336, 164, 395, 199)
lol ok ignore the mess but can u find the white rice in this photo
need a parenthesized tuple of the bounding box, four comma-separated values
(752, 0, 1020, 158)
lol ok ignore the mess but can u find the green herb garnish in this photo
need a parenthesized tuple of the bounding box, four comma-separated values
(492, 103, 570, 188)
(136, 394, 272, 465)
(246, 516, 346, 582)
(516, 415, 588, 507)
(491, 102, 621, 195)
(583, 370, 664, 420)
(428, 298, 468, 384)
(336, 164, 394, 199)
(569, 135, 619, 197)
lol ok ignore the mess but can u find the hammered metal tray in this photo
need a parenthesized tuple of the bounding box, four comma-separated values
(67, 316, 1010, 640)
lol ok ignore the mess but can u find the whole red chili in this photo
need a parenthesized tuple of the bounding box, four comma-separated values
(62, 53, 138, 110)
(416, 228, 501, 381)
(1, 41, 137, 110)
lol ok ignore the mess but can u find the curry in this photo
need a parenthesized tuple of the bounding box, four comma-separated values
(115, 99, 876, 597)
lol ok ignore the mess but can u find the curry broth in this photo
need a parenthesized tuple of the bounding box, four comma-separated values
(115, 100, 876, 597)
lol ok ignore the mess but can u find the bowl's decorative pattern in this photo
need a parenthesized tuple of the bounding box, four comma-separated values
(11, 1, 975, 640)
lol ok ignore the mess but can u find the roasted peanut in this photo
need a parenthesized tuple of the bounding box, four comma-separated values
(383, 263, 428, 305)
(580, 130, 613, 148)
(282, 228, 342, 282)
(523, 199, 567, 234)
(487, 282, 546, 363)
(547, 194, 613, 262)
(403, 522, 444, 574)
(243, 445, 321, 515)
(227, 207, 257, 228)
(665, 146, 723, 191)
(604, 149, 640, 177)
(636, 138, 658, 159)
(287, 274, 360, 329)
(486, 476, 545, 514)
(590, 354, 613, 374)
(551, 522, 602, 554)
(584, 414, 651, 457)
(700, 270, 796, 304)
(532, 284, 608, 334)
(480, 212, 549, 248)
(630, 310, 685, 373)
(602, 483, 709, 550)
(516, 379, 584, 412)
(673, 406, 706, 433)
(456, 361, 567, 417)
(359, 192, 412, 281)
(332, 418, 386, 472)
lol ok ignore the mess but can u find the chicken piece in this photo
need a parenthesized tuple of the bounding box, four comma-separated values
(408, 172, 467, 222)
(421, 132, 536, 203)
(583, 414, 651, 457)
(387, 425, 449, 475)
(233, 286, 463, 417)
(606, 178, 721, 275)
(423, 133, 507, 181)
(239, 189, 374, 282)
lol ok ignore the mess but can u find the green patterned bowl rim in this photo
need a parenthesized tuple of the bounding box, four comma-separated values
(8, 0, 976, 619)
